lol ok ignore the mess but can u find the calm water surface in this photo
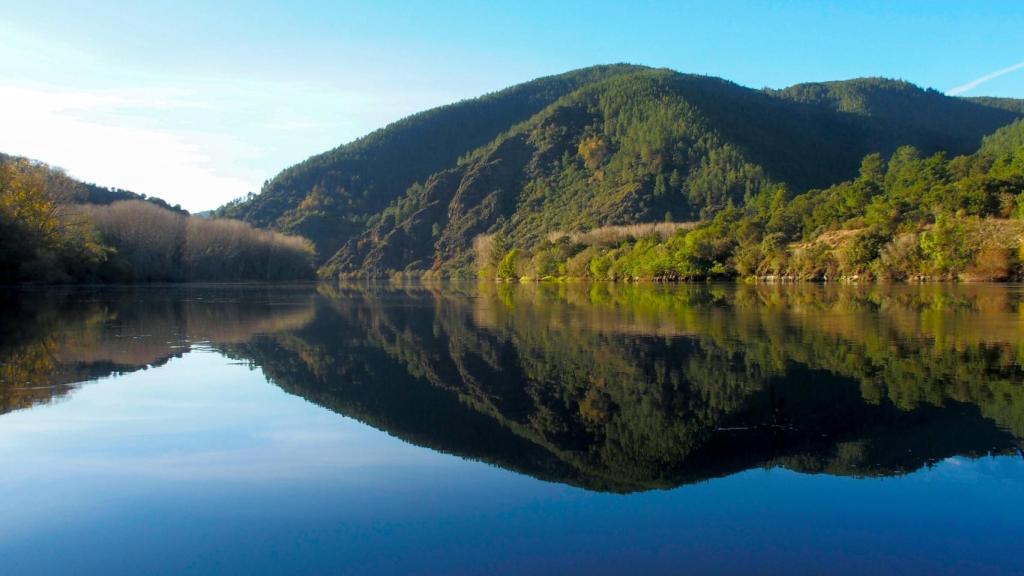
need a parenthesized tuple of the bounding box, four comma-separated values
(1, 283, 1022, 575)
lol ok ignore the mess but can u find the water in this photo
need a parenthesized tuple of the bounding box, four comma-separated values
(1, 283, 1022, 575)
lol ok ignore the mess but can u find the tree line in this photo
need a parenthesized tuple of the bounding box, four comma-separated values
(0, 157, 314, 283)
(479, 118, 1024, 282)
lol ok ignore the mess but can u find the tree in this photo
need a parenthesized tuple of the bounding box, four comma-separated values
(0, 158, 106, 282)
(919, 212, 971, 277)
(496, 249, 519, 280)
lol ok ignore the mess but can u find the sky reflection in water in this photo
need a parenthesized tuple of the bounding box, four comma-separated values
(0, 284, 1022, 575)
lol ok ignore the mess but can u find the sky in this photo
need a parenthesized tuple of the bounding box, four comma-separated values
(0, 1, 1022, 211)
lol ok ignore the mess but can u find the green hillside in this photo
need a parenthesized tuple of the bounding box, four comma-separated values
(507, 118, 1024, 283)
(967, 96, 1024, 114)
(215, 65, 1024, 277)
(215, 64, 647, 260)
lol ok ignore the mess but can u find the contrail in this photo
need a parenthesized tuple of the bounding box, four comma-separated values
(947, 60, 1024, 96)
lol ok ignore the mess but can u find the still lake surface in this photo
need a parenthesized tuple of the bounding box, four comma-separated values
(1, 282, 1023, 575)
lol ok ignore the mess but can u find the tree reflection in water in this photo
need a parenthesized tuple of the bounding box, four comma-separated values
(3, 282, 1023, 492)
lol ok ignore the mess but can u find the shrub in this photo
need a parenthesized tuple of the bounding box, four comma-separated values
(732, 244, 764, 277)
(0, 159, 106, 282)
(964, 245, 1013, 281)
(82, 201, 187, 280)
(588, 252, 615, 279)
(875, 233, 922, 280)
(496, 249, 520, 280)
(81, 201, 314, 281)
(839, 228, 886, 276)
(919, 213, 972, 277)
(791, 243, 838, 280)
(473, 233, 507, 279)
(566, 247, 597, 278)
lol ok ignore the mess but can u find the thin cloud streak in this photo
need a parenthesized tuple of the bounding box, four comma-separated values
(947, 60, 1024, 96)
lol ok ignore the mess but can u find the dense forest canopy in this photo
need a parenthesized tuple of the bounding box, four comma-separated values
(205, 65, 1023, 279)
(490, 119, 1024, 282)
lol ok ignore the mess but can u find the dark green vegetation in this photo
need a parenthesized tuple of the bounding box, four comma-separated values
(5, 283, 1021, 491)
(510, 119, 1024, 281)
(215, 65, 647, 261)
(213, 65, 1024, 279)
(0, 155, 314, 283)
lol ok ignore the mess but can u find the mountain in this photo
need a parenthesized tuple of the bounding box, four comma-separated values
(215, 64, 647, 259)
(967, 96, 1024, 114)
(215, 65, 1024, 277)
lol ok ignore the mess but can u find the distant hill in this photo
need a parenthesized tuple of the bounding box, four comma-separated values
(0, 152, 187, 214)
(213, 65, 1024, 276)
(0, 154, 312, 283)
(77, 181, 187, 214)
(967, 96, 1024, 114)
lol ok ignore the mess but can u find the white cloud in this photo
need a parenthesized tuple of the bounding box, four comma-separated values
(947, 60, 1024, 96)
(0, 84, 257, 211)
(265, 119, 319, 132)
(0, 21, 469, 212)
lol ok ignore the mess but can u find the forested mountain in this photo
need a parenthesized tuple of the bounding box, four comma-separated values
(509, 118, 1024, 283)
(968, 96, 1024, 114)
(213, 65, 1023, 278)
(215, 64, 646, 260)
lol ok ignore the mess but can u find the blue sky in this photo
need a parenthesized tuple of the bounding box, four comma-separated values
(0, 0, 1022, 210)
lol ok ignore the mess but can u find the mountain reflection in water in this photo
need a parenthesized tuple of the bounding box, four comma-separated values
(2, 282, 1023, 492)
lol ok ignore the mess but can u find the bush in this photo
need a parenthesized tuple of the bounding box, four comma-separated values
(0, 159, 107, 282)
(732, 244, 764, 277)
(791, 243, 838, 280)
(473, 233, 507, 279)
(82, 201, 314, 281)
(919, 213, 971, 277)
(875, 233, 922, 280)
(496, 249, 520, 280)
(565, 247, 597, 278)
(964, 245, 1013, 281)
(82, 201, 187, 280)
(589, 252, 615, 279)
(839, 228, 886, 276)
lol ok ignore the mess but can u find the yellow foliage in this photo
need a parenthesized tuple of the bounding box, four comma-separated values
(577, 136, 609, 170)
(0, 158, 106, 281)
